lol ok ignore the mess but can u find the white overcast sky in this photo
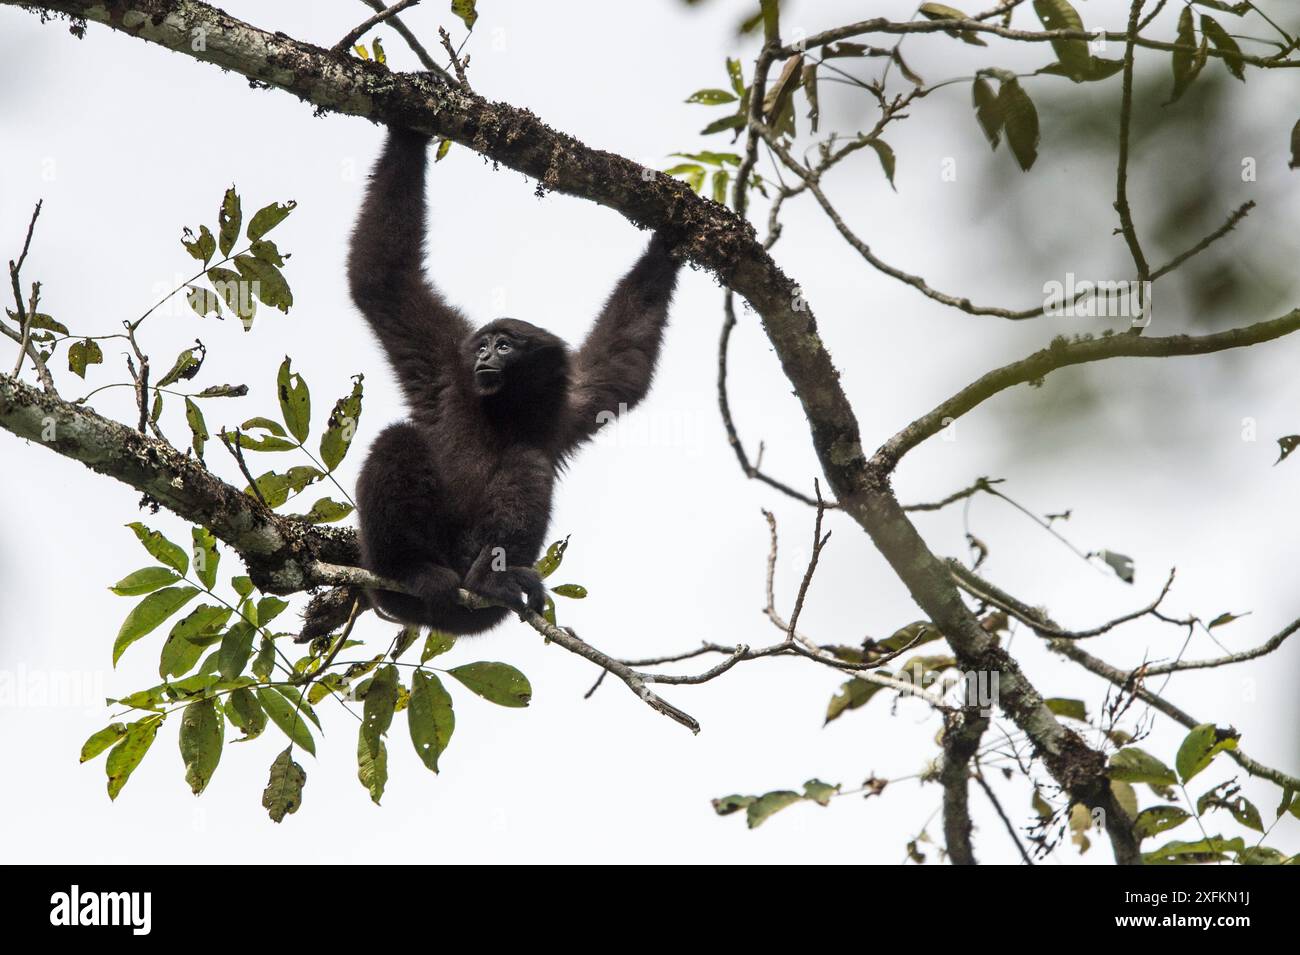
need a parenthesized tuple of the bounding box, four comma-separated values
(1, 0, 1297, 864)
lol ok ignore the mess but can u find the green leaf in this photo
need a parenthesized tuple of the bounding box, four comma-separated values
(106, 717, 162, 800)
(919, 3, 988, 46)
(1044, 697, 1088, 721)
(361, 664, 399, 758)
(421, 630, 457, 662)
(711, 169, 730, 206)
(251, 636, 276, 682)
(182, 224, 216, 266)
(225, 686, 268, 741)
(80, 722, 127, 763)
(217, 619, 257, 680)
(357, 732, 388, 804)
(1143, 835, 1244, 865)
(277, 357, 311, 443)
(110, 566, 181, 597)
(179, 697, 223, 794)
(246, 199, 296, 240)
(451, 0, 478, 30)
(126, 522, 189, 575)
(159, 604, 231, 678)
(184, 398, 208, 460)
(1109, 747, 1177, 787)
(1169, 8, 1209, 103)
(295, 497, 354, 524)
(409, 670, 455, 773)
(256, 596, 290, 627)
(155, 342, 206, 388)
(207, 266, 256, 328)
(113, 586, 201, 665)
(232, 575, 254, 599)
(67, 338, 103, 378)
(186, 284, 222, 319)
(866, 138, 896, 190)
(190, 526, 220, 591)
(534, 536, 569, 579)
(802, 778, 840, 806)
(1175, 723, 1239, 783)
(320, 374, 364, 470)
(435, 138, 452, 162)
(234, 254, 293, 313)
(257, 687, 316, 755)
(1201, 15, 1245, 81)
(747, 790, 802, 828)
(686, 88, 737, 105)
(1033, 0, 1090, 80)
(997, 78, 1039, 171)
(551, 583, 587, 599)
(262, 746, 306, 822)
(712, 794, 755, 816)
(1099, 549, 1135, 584)
(1134, 805, 1191, 841)
(825, 675, 889, 724)
(217, 186, 242, 258)
(448, 662, 532, 707)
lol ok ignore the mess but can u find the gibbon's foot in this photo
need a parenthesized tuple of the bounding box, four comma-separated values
(463, 547, 545, 614)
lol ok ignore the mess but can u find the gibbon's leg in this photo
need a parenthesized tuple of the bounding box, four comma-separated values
(462, 546, 547, 614)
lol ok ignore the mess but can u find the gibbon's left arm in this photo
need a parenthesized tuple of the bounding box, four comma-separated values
(563, 233, 681, 449)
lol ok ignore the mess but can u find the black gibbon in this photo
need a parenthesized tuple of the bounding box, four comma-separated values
(333, 128, 681, 636)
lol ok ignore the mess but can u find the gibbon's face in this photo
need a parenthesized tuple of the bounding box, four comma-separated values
(465, 318, 569, 398)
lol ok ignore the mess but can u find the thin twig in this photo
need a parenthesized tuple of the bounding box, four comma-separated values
(333, 0, 421, 55)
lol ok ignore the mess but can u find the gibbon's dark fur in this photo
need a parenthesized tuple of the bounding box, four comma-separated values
(312, 128, 680, 638)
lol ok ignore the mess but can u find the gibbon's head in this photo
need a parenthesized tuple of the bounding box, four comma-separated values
(465, 318, 570, 399)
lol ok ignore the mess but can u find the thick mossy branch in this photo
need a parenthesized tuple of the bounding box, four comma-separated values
(0, 374, 357, 590)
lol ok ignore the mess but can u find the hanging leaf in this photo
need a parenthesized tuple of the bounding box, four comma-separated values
(1175, 723, 1239, 783)
(113, 586, 201, 665)
(534, 536, 570, 578)
(257, 687, 316, 755)
(262, 747, 306, 822)
(294, 497, 354, 524)
(448, 662, 532, 707)
(1143, 835, 1244, 865)
(998, 78, 1040, 171)
(226, 687, 267, 741)
(825, 675, 890, 724)
(184, 398, 208, 460)
(185, 284, 222, 319)
(155, 341, 206, 388)
(867, 139, 897, 190)
(551, 584, 587, 599)
(972, 77, 1003, 148)
(357, 731, 388, 804)
(181, 225, 216, 266)
(1099, 549, 1135, 583)
(206, 266, 256, 328)
(320, 374, 364, 470)
(80, 723, 128, 763)
(178, 697, 224, 795)
(1200, 15, 1245, 80)
(1169, 9, 1209, 103)
(1109, 746, 1177, 787)
(159, 604, 231, 679)
(451, 0, 478, 30)
(277, 357, 311, 443)
(217, 187, 242, 258)
(1275, 434, 1299, 464)
(421, 630, 456, 662)
(1044, 697, 1088, 721)
(106, 716, 162, 800)
(1134, 805, 1191, 840)
(234, 254, 293, 313)
(1033, 0, 1090, 81)
(67, 338, 103, 378)
(408, 670, 455, 773)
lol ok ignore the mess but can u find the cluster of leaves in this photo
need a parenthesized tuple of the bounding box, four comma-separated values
(713, 778, 841, 829)
(182, 187, 295, 331)
(81, 505, 595, 819)
(80, 518, 544, 819)
(224, 357, 364, 524)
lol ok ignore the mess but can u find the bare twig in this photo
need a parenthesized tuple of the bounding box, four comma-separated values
(220, 427, 268, 507)
(334, 0, 421, 55)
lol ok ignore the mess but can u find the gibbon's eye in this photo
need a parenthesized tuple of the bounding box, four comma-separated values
(476, 342, 489, 357)
(496, 339, 512, 354)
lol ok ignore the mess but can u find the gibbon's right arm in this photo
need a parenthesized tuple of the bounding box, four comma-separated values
(348, 129, 473, 409)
